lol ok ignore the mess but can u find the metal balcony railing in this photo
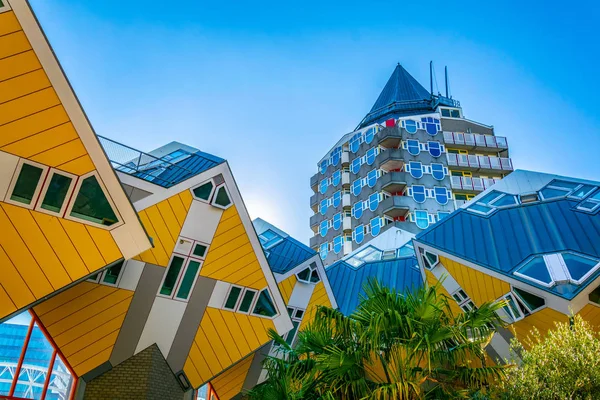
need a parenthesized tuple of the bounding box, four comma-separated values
(446, 153, 513, 171)
(450, 176, 501, 191)
(98, 136, 195, 188)
(443, 132, 508, 149)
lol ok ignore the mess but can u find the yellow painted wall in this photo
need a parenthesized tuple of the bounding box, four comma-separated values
(0, 11, 94, 175)
(298, 281, 332, 332)
(578, 303, 600, 331)
(510, 307, 569, 345)
(424, 270, 462, 315)
(183, 307, 274, 388)
(210, 355, 253, 400)
(278, 274, 297, 305)
(33, 282, 134, 376)
(440, 256, 510, 307)
(0, 202, 122, 321)
(135, 190, 193, 266)
(200, 206, 267, 290)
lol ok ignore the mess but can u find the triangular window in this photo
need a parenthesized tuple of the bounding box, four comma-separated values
(70, 175, 118, 226)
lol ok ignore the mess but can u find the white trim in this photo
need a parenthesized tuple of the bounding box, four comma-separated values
(190, 178, 216, 203)
(250, 288, 279, 320)
(222, 284, 244, 311)
(211, 184, 233, 210)
(237, 288, 258, 315)
(0, 1, 12, 12)
(63, 171, 124, 230)
(4, 159, 49, 210)
(157, 254, 187, 300)
(173, 258, 203, 301)
(34, 169, 77, 217)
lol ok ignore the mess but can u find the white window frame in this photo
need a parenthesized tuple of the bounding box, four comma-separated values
(511, 286, 546, 314)
(223, 284, 245, 311)
(35, 169, 78, 217)
(190, 178, 217, 203)
(237, 288, 259, 314)
(88, 260, 126, 287)
(211, 184, 233, 210)
(251, 288, 279, 319)
(157, 254, 203, 302)
(63, 171, 123, 230)
(0, 1, 12, 12)
(4, 159, 49, 210)
(500, 293, 525, 322)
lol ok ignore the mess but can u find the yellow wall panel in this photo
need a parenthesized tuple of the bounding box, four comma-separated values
(30, 138, 87, 167)
(578, 304, 600, 331)
(69, 330, 119, 371)
(179, 190, 193, 211)
(441, 256, 510, 306)
(184, 356, 204, 389)
(156, 199, 181, 242)
(34, 282, 97, 317)
(201, 314, 233, 369)
(0, 50, 40, 83)
(233, 313, 260, 350)
(0, 285, 17, 319)
(56, 155, 95, 176)
(1, 122, 77, 158)
(299, 281, 331, 332)
(211, 356, 253, 400)
(2, 203, 70, 290)
(0, 12, 22, 37)
(219, 310, 251, 356)
(278, 274, 297, 304)
(145, 205, 176, 260)
(0, 31, 31, 60)
(0, 68, 50, 104)
(511, 307, 569, 345)
(194, 327, 221, 376)
(59, 219, 106, 272)
(167, 194, 188, 226)
(0, 204, 52, 299)
(0, 87, 60, 126)
(248, 315, 270, 344)
(0, 245, 34, 309)
(85, 225, 122, 265)
(425, 270, 462, 315)
(72, 348, 112, 377)
(61, 313, 127, 357)
(0, 105, 69, 147)
(205, 308, 242, 362)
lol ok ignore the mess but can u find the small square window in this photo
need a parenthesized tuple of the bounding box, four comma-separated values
(193, 243, 208, 258)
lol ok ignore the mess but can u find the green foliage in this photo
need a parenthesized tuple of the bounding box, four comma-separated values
(496, 315, 600, 400)
(246, 279, 508, 400)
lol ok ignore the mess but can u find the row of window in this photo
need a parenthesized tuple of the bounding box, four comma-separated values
(158, 239, 210, 301)
(402, 139, 445, 157)
(408, 210, 450, 229)
(399, 116, 441, 136)
(405, 186, 452, 205)
(350, 146, 382, 174)
(351, 169, 384, 196)
(405, 162, 448, 180)
(223, 285, 278, 318)
(318, 212, 350, 237)
(319, 169, 344, 194)
(319, 147, 343, 174)
(349, 125, 382, 153)
(318, 190, 348, 215)
(351, 192, 385, 219)
(440, 108, 461, 118)
(191, 178, 233, 209)
(7, 160, 120, 228)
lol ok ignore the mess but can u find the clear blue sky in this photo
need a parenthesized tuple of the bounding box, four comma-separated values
(30, 0, 600, 242)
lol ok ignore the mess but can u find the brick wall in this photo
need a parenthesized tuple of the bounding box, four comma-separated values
(83, 344, 186, 400)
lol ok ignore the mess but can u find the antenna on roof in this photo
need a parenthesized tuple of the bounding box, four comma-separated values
(429, 61, 433, 95)
(445, 66, 449, 98)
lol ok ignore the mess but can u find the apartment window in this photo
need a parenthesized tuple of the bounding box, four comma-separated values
(412, 186, 426, 203)
(319, 243, 328, 260)
(403, 119, 418, 134)
(333, 235, 344, 254)
(421, 249, 439, 269)
(366, 147, 378, 165)
(319, 199, 328, 215)
(319, 179, 328, 194)
(512, 287, 545, 313)
(10, 162, 45, 206)
(364, 126, 376, 144)
(319, 220, 328, 237)
(370, 217, 382, 237)
(353, 225, 365, 244)
(192, 181, 215, 201)
(438, 211, 451, 220)
(332, 191, 342, 207)
(331, 170, 341, 186)
(284, 307, 304, 346)
(239, 289, 257, 313)
(367, 169, 379, 188)
(349, 133, 362, 153)
(408, 162, 423, 179)
(428, 141, 443, 157)
(70, 175, 119, 226)
(160, 256, 186, 296)
(352, 202, 363, 219)
(431, 164, 446, 180)
(434, 187, 450, 205)
(576, 189, 600, 212)
(40, 172, 74, 213)
(421, 117, 441, 136)
(368, 192, 380, 212)
(192, 243, 208, 258)
(451, 289, 468, 304)
(252, 289, 277, 317)
(224, 286, 242, 310)
(405, 140, 420, 156)
(351, 179, 362, 196)
(413, 210, 429, 229)
(319, 159, 329, 174)
(159, 256, 202, 301)
(501, 293, 525, 322)
(441, 108, 460, 118)
(332, 213, 342, 230)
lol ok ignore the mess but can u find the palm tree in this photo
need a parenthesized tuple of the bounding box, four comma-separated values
(247, 279, 509, 400)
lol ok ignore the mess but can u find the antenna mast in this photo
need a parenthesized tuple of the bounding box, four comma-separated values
(445, 66, 449, 98)
(429, 61, 433, 95)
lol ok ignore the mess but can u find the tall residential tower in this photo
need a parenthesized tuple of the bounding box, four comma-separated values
(310, 64, 513, 264)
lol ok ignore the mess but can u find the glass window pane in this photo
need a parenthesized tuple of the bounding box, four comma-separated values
(176, 260, 201, 300)
(562, 253, 598, 281)
(571, 185, 595, 199)
(102, 260, 124, 285)
(193, 181, 214, 200)
(48, 354, 74, 400)
(549, 180, 579, 190)
(468, 204, 493, 214)
(193, 244, 207, 258)
(0, 313, 32, 397)
(213, 186, 231, 207)
(540, 187, 568, 200)
(310, 269, 320, 283)
(239, 290, 256, 313)
(252, 290, 277, 317)
(513, 287, 545, 311)
(479, 191, 503, 205)
(18, 322, 54, 399)
(11, 164, 43, 205)
(589, 285, 600, 305)
(516, 257, 552, 284)
(492, 195, 518, 207)
(70, 176, 118, 226)
(160, 256, 185, 296)
(224, 287, 242, 310)
(285, 320, 300, 346)
(41, 173, 72, 213)
(297, 268, 310, 282)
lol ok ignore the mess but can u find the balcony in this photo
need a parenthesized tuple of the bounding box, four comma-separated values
(381, 196, 412, 218)
(446, 153, 513, 173)
(343, 216, 352, 230)
(310, 173, 319, 191)
(310, 193, 319, 211)
(377, 149, 404, 172)
(443, 132, 508, 152)
(309, 235, 322, 249)
(450, 176, 501, 192)
(454, 199, 469, 208)
(380, 172, 407, 194)
(378, 127, 402, 148)
(341, 150, 350, 165)
(342, 171, 350, 186)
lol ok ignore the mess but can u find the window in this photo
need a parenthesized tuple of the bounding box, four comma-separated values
(159, 256, 203, 301)
(438, 211, 451, 220)
(70, 175, 119, 226)
(412, 186, 426, 203)
(368, 192, 380, 212)
(441, 109, 451, 117)
(434, 187, 450, 205)
(224, 286, 242, 310)
(577, 189, 600, 212)
(346, 245, 382, 267)
(589, 285, 600, 305)
(513, 287, 545, 312)
(212, 185, 232, 208)
(352, 202, 363, 219)
(333, 235, 344, 254)
(441, 109, 460, 118)
(39, 171, 74, 214)
(501, 293, 524, 322)
(539, 179, 595, 201)
(398, 243, 415, 258)
(319, 220, 329, 237)
(352, 178, 363, 196)
(319, 199, 328, 215)
(88, 260, 125, 286)
(297, 263, 321, 283)
(319, 243, 328, 260)
(364, 127, 376, 144)
(405, 139, 420, 156)
(421, 249, 439, 269)
(192, 243, 208, 258)
(431, 163, 446, 180)
(421, 117, 440, 136)
(350, 157, 362, 174)
(515, 256, 553, 286)
(427, 141, 443, 157)
(259, 229, 283, 249)
(332, 170, 341, 186)
(520, 192, 539, 204)
(408, 162, 423, 179)
(515, 253, 600, 287)
(332, 213, 342, 230)
(319, 179, 328, 194)
(402, 119, 418, 134)
(452, 289, 468, 303)
(239, 289, 257, 313)
(192, 181, 215, 201)
(413, 210, 429, 229)
(252, 289, 277, 317)
(562, 253, 598, 282)
(370, 217, 383, 237)
(319, 159, 328, 174)
(330, 147, 342, 166)
(9, 162, 45, 206)
(349, 133, 362, 153)
(366, 147, 379, 165)
(353, 225, 365, 244)
(366, 169, 379, 188)
(332, 191, 342, 207)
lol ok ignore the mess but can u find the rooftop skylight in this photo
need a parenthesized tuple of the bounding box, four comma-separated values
(514, 252, 600, 288)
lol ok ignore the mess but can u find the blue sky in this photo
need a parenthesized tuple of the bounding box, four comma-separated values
(31, 0, 600, 242)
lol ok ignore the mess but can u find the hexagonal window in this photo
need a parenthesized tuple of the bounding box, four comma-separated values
(192, 181, 214, 201)
(212, 185, 232, 209)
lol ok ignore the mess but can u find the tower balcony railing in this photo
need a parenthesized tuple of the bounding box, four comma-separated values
(446, 153, 513, 172)
(443, 132, 508, 151)
(450, 176, 501, 192)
